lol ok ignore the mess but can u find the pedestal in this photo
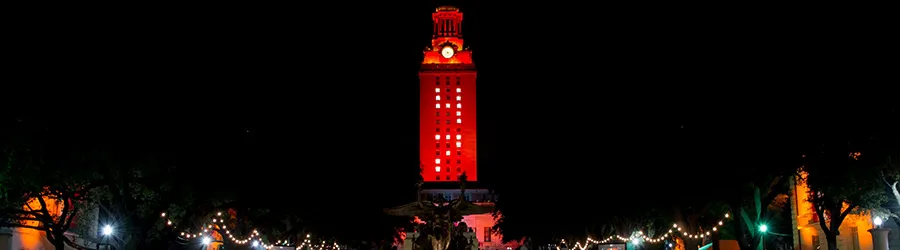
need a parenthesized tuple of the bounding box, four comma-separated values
(0, 227, 11, 250)
(868, 228, 890, 250)
(404, 232, 419, 250)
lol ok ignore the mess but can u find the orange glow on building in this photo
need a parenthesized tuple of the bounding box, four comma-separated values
(791, 171, 875, 250)
(420, 6, 477, 182)
(11, 195, 65, 250)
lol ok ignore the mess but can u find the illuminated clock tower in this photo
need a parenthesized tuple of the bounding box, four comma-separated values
(415, 6, 515, 250)
(419, 5, 477, 183)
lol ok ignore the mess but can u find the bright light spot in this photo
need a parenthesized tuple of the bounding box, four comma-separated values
(435, 88, 441, 93)
(435, 166, 441, 172)
(202, 237, 211, 245)
(759, 225, 768, 232)
(456, 88, 461, 93)
(436, 95, 441, 101)
(253, 240, 259, 246)
(673, 223, 677, 228)
(102, 225, 113, 236)
(875, 217, 884, 226)
(669, 243, 673, 247)
(632, 238, 640, 245)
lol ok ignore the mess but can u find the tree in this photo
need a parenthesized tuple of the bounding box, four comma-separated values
(0, 146, 104, 250)
(803, 138, 887, 250)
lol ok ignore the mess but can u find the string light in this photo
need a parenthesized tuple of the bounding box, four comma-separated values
(564, 212, 732, 249)
(159, 211, 342, 249)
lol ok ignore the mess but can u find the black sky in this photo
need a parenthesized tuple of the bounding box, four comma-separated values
(4, 0, 897, 240)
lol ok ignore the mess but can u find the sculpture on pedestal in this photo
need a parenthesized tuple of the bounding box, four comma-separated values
(385, 173, 490, 250)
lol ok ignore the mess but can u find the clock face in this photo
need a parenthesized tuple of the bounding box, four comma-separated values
(441, 46, 455, 58)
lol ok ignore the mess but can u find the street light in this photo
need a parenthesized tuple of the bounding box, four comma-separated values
(202, 236, 211, 245)
(874, 217, 884, 227)
(102, 225, 113, 236)
(758, 225, 768, 233)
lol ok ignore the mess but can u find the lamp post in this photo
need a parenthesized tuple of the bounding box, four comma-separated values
(101, 225, 113, 250)
(869, 217, 890, 250)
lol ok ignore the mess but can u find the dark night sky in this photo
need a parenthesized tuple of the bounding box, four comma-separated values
(4, 0, 897, 240)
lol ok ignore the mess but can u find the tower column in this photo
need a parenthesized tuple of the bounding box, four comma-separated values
(869, 228, 890, 250)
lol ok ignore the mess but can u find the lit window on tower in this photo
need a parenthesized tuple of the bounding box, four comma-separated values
(445, 103, 450, 108)
(456, 142, 461, 147)
(445, 150, 451, 156)
(445, 134, 450, 140)
(456, 88, 461, 93)
(435, 134, 440, 140)
(456, 134, 462, 140)
(435, 88, 440, 93)
(435, 159, 441, 164)
(456, 103, 461, 108)
(435, 166, 441, 172)
(456, 96, 461, 101)
(456, 118, 462, 124)
(436, 95, 441, 101)
(456, 111, 461, 116)
(435, 103, 440, 108)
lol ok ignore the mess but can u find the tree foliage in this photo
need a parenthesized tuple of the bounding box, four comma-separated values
(803, 136, 889, 250)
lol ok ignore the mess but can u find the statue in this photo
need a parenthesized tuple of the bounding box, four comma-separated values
(385, 174, 490, 250)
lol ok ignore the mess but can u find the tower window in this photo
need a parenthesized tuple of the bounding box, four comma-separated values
(446, 143, 450, 148)
(435, 103, 440, 109)
(435, 159, 441, 164)
(436, 112, 440, 116)
(445, 150, 451, 156)
(456, 111, 461, 116)
(456, 167, 461, 172)
(434, 134, 440, 140)
(436, 151, 440, 156)
(435, 77, 440, 85)
(436, 176, 440, 181)
(456, 88, 462, 93)
(456, 103, 461, 109)
(436, 143, 440, 148)
(436, 128, 440, 132)
(446, 175, 450, 180)
(456, 128, 461, 132)
(456, 96, 461, 101)
(456, 159, 461, 164)
(436, 120, 440, 124)
(446, 88, 451, 92)
(456, 142, 462, 147)
(435, 88, 440, 93)
(446, 120, 451, 124)
(446, 128, 450, 132)
(445, 134, 450, 140)
(456, 118, 462, 124)
(456, 134, 462, 140)
(456, 77, 460, 85)
(447, 112, 451, 116)
(457, 151, 461, 155)
(435, 95, 441, 101)
(445, 103, 450, 108)
(435, 166, 441, 172)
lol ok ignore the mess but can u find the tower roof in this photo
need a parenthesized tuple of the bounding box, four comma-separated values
(436, 6, 459, 12)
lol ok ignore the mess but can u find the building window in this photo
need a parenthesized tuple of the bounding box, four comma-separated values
(445, 175, 450, 180)
(456, 159, 461, 164)
(445, 103, 450, 108)
(435, 88, 440, 93)
(436, 112, 440, 116)
(446, 77, 450, 85)
(456, 167, 461, 172)
(436, 143, 440, 148)
(435, 77, 440, 85)
(435, 176, 440, 181)
(447, 112, 451, 116)
(456, 142, 462, 147)
(456, 111, 461, 116)
(456, 88, 461, 93)
(456, 128, 461, 132)
(445, 159, 450, 164)
(456, 96, 461, 101)
(446, 120, 451, 124)
(445, 151, 451, 156)
(436, 151, 440, 156)
(435, 166, 441, 172)
(435, 103, 440, 109)
(456, 118, 462, 124)
(446, 88, 451, 92)
(436, 128, 440, 132)
(456, 134, 462, 140)
(434, 134, 440, 140)
(456, 77, 460, 85)
(436, 120, 440, 124)
(446, 128, 450, 132)
(446, 143, 450, 148)
(445, 134, 450, 140)
(435, 159, 441, 164)
(484, 227, 492, 242)
(456, 103, 461, 109)
(435, 95, 440, 101)
(457, 151, 461, 155)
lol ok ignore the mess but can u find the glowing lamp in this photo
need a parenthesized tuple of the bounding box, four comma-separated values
(758, 225, 768, 232)
(202, 237, 211, 245)
(632, 238, 640, 245)
(102, 225, 113, 236)
(875, 217, 884, 226)
(253, 240, 259, 247)
(668, 243, 673, 247)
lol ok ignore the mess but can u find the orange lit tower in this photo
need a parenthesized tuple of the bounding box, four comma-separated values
(415, 6, 516, 250)
(420, 5, 477, 183)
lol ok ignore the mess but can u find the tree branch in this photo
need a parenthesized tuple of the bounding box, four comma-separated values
(0, 222, 47, 231)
